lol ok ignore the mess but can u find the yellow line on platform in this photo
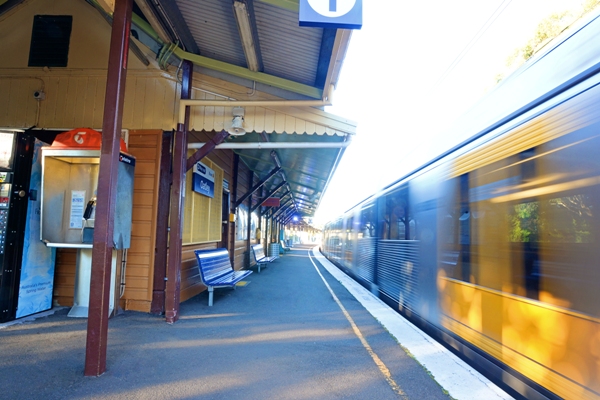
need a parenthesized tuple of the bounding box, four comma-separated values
(308, 251, 408, 399)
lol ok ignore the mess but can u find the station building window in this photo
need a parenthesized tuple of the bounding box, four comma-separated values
(29, 15, 72, 67)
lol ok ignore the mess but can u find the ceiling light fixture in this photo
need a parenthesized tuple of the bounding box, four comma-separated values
(228, 106, 246, 136)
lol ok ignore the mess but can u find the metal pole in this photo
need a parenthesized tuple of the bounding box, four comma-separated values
(84, 0, 132, 377)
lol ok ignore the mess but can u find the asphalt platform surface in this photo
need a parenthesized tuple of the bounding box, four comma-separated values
(1, 244, 453, 400)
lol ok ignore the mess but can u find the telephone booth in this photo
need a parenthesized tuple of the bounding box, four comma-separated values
(40, 128, 135, 317)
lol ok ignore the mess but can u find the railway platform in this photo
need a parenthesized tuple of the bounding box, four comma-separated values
(0, 244, 511, 400)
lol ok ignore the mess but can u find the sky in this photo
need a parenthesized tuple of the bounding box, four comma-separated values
(313, 0, 587, 226)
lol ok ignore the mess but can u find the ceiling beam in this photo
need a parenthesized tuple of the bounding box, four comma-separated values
(134, 0, 172, 44)
(251, 181, 287, 212)
(235, 166, 281, 208)
(94, 0, 115, 13)
(324, 28, 352, 91)
(153, 0, 200, 54)
(315, 28, 336, 89)
(0, 0, 25, 16)
(233, 0, 264, 72)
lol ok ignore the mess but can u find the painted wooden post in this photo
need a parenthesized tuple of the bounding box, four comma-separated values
(150, 131, 172, 315)
(84, 0, 133, 377)
(164, 60, 193, 324)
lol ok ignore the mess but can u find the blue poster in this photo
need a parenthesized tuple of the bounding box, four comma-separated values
(192, 161, 215, 198)
(16, 140, 55, 318)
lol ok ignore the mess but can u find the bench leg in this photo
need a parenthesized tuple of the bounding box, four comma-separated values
(208, 286, 214, 306)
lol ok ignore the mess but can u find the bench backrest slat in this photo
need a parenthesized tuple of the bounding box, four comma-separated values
(251, 244, 266, 261)
(195, 248, 233, 283)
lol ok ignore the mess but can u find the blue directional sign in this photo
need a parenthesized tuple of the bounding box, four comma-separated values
(299, 0, 362, 29)
(192, 161, 215, 198)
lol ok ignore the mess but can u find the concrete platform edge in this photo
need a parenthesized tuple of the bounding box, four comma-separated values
(311, 246, 513, 400)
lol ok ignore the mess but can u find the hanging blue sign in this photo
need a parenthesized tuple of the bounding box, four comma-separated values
(299, 0, 362, 29)
(192, 161, 215, 198)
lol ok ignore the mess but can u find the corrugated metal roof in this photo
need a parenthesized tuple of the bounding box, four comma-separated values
(253, 1, 322, 85)
(174, 0, 323, 88)
(177, 0, 247, 67)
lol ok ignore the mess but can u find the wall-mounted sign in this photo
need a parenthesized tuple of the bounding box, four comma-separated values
(299, 0, 362, 29)
(118, 153, 136, 166)
(192, 161, 215, 198)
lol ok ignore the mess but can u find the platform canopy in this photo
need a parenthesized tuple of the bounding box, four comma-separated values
(121, 0, 358, 220)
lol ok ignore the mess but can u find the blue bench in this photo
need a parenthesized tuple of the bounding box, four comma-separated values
(251, 244, 277, 273)
(280, 240, 291, 253)
(194, 248, 252, 306)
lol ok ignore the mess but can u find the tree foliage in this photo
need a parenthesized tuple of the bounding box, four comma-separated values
(497, 0, 600, 81)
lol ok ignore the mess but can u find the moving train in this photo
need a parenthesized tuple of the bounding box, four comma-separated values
(322, 10, 600, 400)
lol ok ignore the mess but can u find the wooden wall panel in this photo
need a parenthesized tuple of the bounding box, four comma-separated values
(0, 72, 179, 131)
(52, 248, 77, 307)
(121, 129, 163, 312)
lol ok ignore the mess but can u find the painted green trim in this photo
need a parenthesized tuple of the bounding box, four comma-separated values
(131, 12, 163, 44)
(173, 47, 323, 99)
(128, 10, 321, 99)
(257, 0, 298, 12)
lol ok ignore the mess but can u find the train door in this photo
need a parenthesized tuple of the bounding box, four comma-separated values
(355, 202, 377, 288)
(377, 183, 417, 309)
(410, 170, 440, 323)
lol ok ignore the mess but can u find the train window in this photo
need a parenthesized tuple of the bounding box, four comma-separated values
(509, 202, 539, 243)
(384, 185, 414, 240)
(439, 174, 472, 282)
(468, 155, 523, 292)
(464, 128, 600, 318)
(544, 195, 593, 243)
(359, 204, 376, 238)
(534, 130, 600, 317)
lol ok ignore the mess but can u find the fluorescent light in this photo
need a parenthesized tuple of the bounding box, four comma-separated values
(233, 1, 260, 72)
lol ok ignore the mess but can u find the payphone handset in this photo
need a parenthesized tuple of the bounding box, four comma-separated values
(81, 195, 96, 244)
(83, 196, 96, 220)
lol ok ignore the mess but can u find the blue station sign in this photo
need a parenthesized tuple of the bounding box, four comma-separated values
(299, 0, 362, 29)
(192, 161, 215, 198)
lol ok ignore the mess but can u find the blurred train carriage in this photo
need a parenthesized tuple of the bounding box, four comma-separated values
(322, 9, 600, 400)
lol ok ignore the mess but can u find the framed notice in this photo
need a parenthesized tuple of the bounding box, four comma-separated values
(69, 190, 86, 229)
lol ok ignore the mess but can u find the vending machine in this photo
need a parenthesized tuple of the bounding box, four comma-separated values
(1, 130, 58, 323)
